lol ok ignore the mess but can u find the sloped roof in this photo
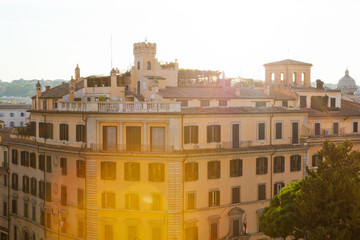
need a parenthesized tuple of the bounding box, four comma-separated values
(31, 81, 84, 99)
(303, 100, 360, 117)
(0, 104, 31, 109)
(264, 59, 312, 66)
(181, 107, 302, 114)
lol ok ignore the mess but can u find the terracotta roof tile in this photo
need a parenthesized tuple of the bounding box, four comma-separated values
(31, 81, 84, 99)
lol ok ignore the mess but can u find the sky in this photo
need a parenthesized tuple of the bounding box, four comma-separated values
(0, 0, 359, 84)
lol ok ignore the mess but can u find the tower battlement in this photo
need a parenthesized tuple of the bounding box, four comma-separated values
(133, 42, 156, 57)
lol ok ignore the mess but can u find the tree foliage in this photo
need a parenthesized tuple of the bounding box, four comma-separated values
(260, 140, 360, 240)
(0, 79, 65, 97)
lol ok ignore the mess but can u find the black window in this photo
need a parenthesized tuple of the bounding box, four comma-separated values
(290, 155, 302, 172)
(101, 162, 116, 180)
(258, 123, 265, 140)
(258, 184, 266, 200)
(255, 101, 266, 107)
(124, 162, 140, 181)
(30, 153, 36, 168)
(282, 100, 288, 107)
(315, 122, 321, 136)
(46, 182, 51, 202)
(200, 100, 210, 107)
(256, 157, 268, 175)
(333, 122, 339, 135)
(20, 151, 29, 167)
(30, 121, 36, 137)
(11, 173, 18, 190)
(184, 126, 198, 144)
(46, 156, 51, 173)
(149, 163, 165, 182)
(185, 162, 198, 181)
(59, 124, 69, 141)
(300, 96, 307, 108)
(22, 176, 29, 193)
(76, 160, 85, 178)
(230, 159, 242, 177)
(76, 125, 86, 142)
(331, 98, 336, 108)
(274, 182, 285, 195)
(39, 155, 45, 171)
(39, 123, 53, 139)
(312, 154, 323, 167)
(219, 100, 227, 106)
(232, 187, 240, 204)
(30, 178, 37, 196)
(60, 158, 67, 175)
(61, 185, 67, 206)
(3, 202, 7, 217)
(275, 122, 282, 139)
(208, 161, 220, 179)
(354, 121, 358, 133)
(273, 156, 285, 173)
(11, 199, 17, 214)
(207, 125, 221, 143)
(24, 201, 28, 218)
(12, 149, 18, 165)
(208, 190, 220, 207)
(78, 189, 84, 209)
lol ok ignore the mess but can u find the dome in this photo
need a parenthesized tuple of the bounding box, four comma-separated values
(337, 69, 357, 94)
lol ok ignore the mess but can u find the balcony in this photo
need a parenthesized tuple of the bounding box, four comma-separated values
(58, 101, 181, 113)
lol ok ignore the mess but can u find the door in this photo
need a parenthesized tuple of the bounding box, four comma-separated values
(292, 122, 299, 144)
(150, 127, 165, 152)
(103, 126, 117, 151)
(232, 124, 240, 148)
(126, 126, 141, 151)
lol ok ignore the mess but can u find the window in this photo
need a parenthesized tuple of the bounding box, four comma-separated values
(258, 184, 266, 200)
(312, 154, 323, 167)
(11, 173, 18, 190)
(11, 199, 17, 214)
(39, 122, 53, 139)
(137, 61, 140, 70)
(274, 182, 285, 195)
(219, 100, 227, 106)
(177, 100, 188, 107)
(22, 176, 29, 193)
(149, 163, 165, 182)
(207, 125, 221, 143)
(101, 192, 115, 209)
(101, 162, 116, 180)
(9, 122, 14, 127)
(59, 124, 69, 141)
(255, 101, 266, 107)
(76, 160, 85, 178)
(230, 159, 242, 177)
(3, 202, 7, 217)
(76, 125, 86, 142)
(124, 162, 140, 181)
(30, 178, 37, 196)
(200, 100, 210, 107)
(60, 158, 67, 175)
(78, 220, 84, 238)
(10, 113, 14, 117)
(331, 98, 336, 108)
(275, 122, 282, 139)
(290, 155, 301, 172)
(232, 187, 240, 204)
(12, 149, 18, 165)
(103, 126, 118, 151)
(125, 193, 139, 210)
(46, 212, 51, 228)
(30, 153, 36, 168)
(128, 226, 137, 240)
(353, 121, 358, 133)
(150, 127, 165, 152)
(152, 227, 161, 240)
(39, 181, 45, 200)
(208, 161, 220, 179)
(3, 175, 6, 187)
(78, 189, 84, 209)
(42, 100, 47, 110)
(24, 201, 28, 218)
(105, 224, 113, 240)
(126, 126, 141, 151)
(184, 126, 198, 144)
(185, 162, 198, 181)
(40, 209, 45, 226)
(210, 222, 218, 240)
(32, 205, 36, 221)
(147, 61, 151, 70)
(333, 122, 339, 135)
(38, 155, 45, 171)
(185, 226, 198, 240)
(315, 122, 321, 135)
(53, 100, 58, 109)
(208, 190, 220, 207)
(256, 157, 268, 175)
(187, 192, 196, 210)
(300, 96, 307, 108)
(20, 151, 29, 167)
(46, 156, 51, 173)
(46, 182, 51, 202)
(258, 123, 265, 140)
(273, 156, 285, 173)
(61, 185, 67, 206)
(152, 193, 161, 210)
(282, 100, 288, 107)
(232, 219, 240, 237)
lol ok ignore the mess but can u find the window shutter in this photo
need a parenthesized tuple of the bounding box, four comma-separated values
(297, 155, 301, 170)
(207, 162, 211, 179)
(101, 162, 105, 179)
(194, 163, 198, 180)
(208, 192, 212, 206)
(274, 183, 277, 196)
(256, 158, 259, 174)
(102, 192, 105, 208)
(124, 163, 129, 180)
(215, 191, 220, 206)
(281, 157, 285, 172)
(193, 126, 198, 144)
(184, 126, 189, 144)
(207, 125, 212, 143)
(215, 125, 221, 142)
(230, 160, 235, 177)
(264, 158, 268, 174)
(239, 159, 243, 176)
(216, 161, 220, 178)
(290, 156, 294, 171)
(149, 163, 154, 181)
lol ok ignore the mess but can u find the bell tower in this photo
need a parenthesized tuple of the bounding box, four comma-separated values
(75, 64, 80, 81)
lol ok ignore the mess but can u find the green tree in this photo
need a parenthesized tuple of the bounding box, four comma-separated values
(260, 140, 360, 240)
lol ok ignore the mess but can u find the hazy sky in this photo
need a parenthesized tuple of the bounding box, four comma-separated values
(1, 0, 359, 84)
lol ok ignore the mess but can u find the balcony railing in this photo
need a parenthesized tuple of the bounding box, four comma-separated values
(58, 101, 181, 113)
(90, 144, 175, 153)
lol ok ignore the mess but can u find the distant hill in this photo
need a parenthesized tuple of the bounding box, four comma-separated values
(0, 79, 66, 97)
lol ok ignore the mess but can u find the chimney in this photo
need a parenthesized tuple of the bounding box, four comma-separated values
(36, 81, 41, 97)
(316, 79, 324, 89)
(45, 86, 51, 91)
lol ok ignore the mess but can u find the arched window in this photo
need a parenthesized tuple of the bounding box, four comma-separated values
(147, 61, 151, 70)
(137, 61, 140, 70)
(23, 229, 29, 240)
(301, 72, 305, 85)
(292, 72, 296, 84)
(280, 73, 284, 84)
(271, 73, 275, 82)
